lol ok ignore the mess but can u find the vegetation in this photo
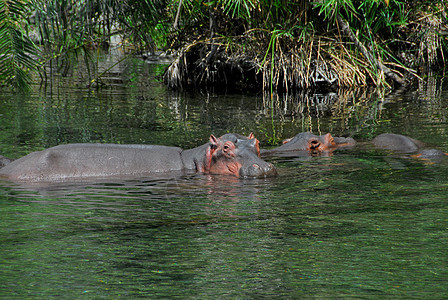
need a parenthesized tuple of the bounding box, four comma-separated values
(0, 0, 39, 89)
(164, 0, 448, 91)
(0, 0, 170, 89)
(0, 0, 447, 91)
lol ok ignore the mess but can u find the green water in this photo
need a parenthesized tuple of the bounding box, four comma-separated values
(0, 57, 447, 298)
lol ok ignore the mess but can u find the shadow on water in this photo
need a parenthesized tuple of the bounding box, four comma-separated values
(0, 53, 448, 298)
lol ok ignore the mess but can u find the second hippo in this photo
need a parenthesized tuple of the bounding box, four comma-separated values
(261, 132, 356, 156)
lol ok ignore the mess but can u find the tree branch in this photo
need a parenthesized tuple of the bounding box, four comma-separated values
(173, 0, 183, 30)
(335, 15, 405, 85)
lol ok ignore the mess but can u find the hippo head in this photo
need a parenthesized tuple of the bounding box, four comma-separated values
(206, 133, 277, 178)
(279, 132, 338, 155)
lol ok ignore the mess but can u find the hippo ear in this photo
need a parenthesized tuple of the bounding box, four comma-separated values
(248, 132, 255, 139)
(209, 134, 218, 146)
(254, 138, 261, 156)
(209, 134, 219, 152)
(282, 137, 293, 145)
(205, 135, 219, 171)
(323, 133, 336, 147)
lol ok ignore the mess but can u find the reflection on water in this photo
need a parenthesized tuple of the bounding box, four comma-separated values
(1, 55, 448, 297)
(1, 152, 447, 298)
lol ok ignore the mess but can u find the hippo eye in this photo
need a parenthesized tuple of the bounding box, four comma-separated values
(224, 145, 230, 150)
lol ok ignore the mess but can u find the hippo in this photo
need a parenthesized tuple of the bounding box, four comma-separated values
(0, 133, 277, 182)
(261, 132, 356, 156)
(372, 133, 447, 159)
(0, 155, 13, 168)
(372, 133, 424, 153)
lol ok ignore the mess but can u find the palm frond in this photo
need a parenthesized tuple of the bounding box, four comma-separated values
(0, 0, 40, 90)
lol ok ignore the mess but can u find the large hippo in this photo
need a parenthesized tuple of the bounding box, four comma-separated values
(0, 133, 277, 182)
(372, 133, 447, 159)
(261, 132, 356, 156)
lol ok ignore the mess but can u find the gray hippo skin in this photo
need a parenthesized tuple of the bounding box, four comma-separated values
(0, 155, 13, 168)
(0, 133, 276, 182)
(372, 133, 424, 153)
(372, 133, 447, 159)
(261, 132, 356, 156)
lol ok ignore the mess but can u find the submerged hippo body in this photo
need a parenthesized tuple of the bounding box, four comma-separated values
(0, 133, 276, 182)
(372, 133, 447, 159)
(261, 132, 356, 156)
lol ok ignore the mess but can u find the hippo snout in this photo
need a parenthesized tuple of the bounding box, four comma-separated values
(239, 162, 277, 178)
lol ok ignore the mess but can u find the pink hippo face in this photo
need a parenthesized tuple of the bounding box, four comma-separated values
(205, 134, 277, 178)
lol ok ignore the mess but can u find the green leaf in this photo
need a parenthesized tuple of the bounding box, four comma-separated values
(0, 0, 40, 90)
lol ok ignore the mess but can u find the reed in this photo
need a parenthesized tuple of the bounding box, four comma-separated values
(164, 0, 447, 90)
(1, 0, 447, 91)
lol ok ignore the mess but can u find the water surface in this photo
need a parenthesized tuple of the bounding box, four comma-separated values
(0, 56, 447, 298)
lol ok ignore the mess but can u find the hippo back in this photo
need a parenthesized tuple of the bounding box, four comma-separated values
(0, 144, 184, 182)
(372, 133, 424, 153)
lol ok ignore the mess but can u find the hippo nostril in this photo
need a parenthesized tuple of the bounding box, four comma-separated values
(310, 140, 320, 149)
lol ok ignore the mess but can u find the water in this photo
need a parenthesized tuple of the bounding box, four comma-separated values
(0, 55, 447, 298)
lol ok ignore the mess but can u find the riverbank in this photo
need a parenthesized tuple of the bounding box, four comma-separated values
(163, 1, 447, 92)
(1, 1, 446, 92)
